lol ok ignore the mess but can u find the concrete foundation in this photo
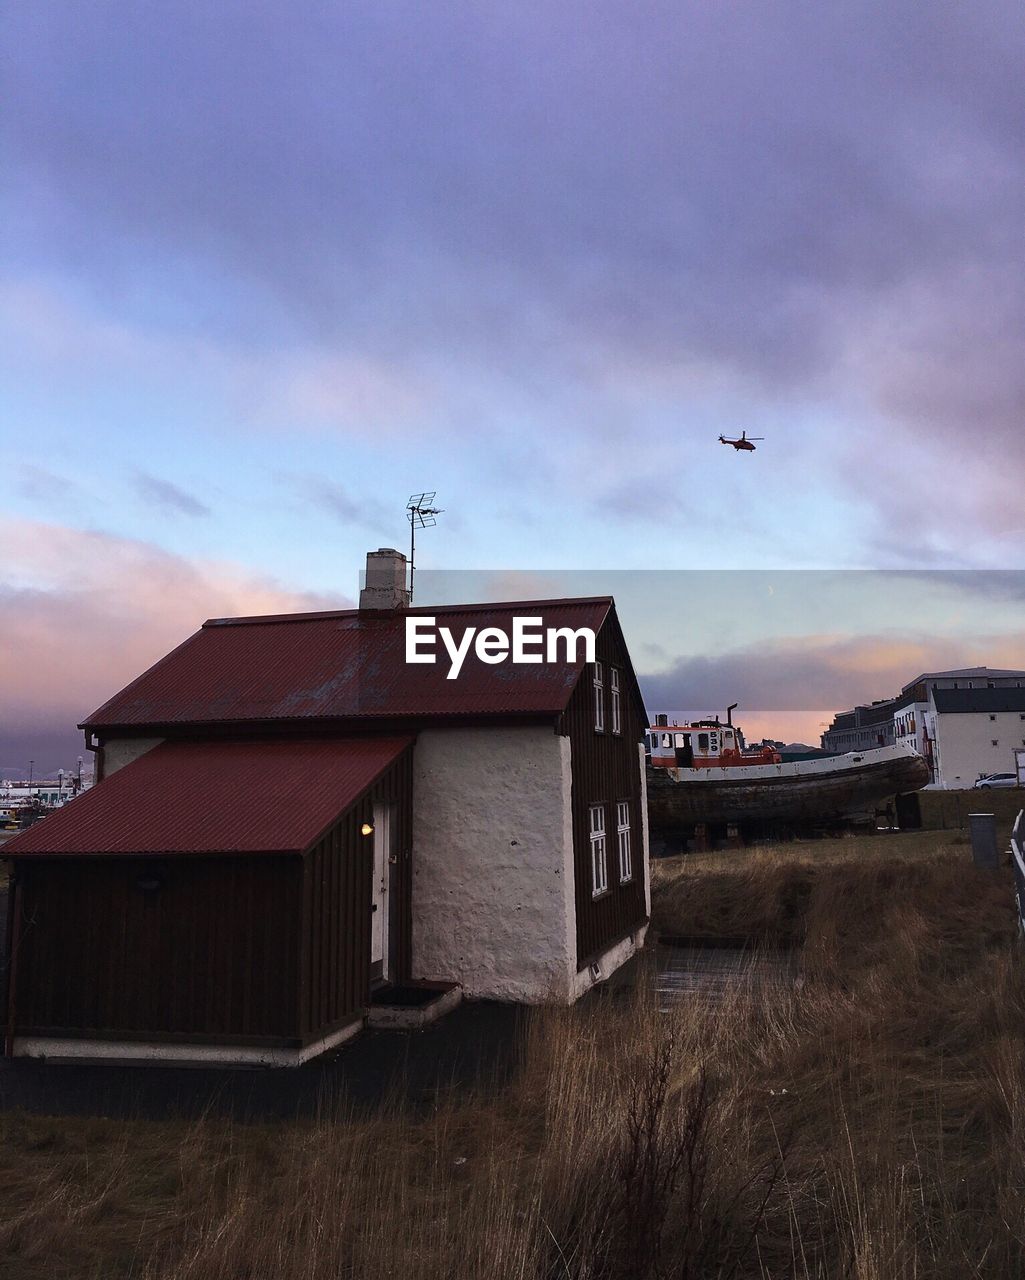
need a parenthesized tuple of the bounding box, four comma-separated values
(12, 1017, 363, 1068)
(367, 983, 463, 1029)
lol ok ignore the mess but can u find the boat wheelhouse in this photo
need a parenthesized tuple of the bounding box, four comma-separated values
(646, 712, 781, 770)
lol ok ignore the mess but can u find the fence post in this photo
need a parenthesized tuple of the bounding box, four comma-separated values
(968, 813, 999, 870)
(1011, 811, 1025, 938)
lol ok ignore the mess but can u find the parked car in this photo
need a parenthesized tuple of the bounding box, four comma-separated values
(973, 773, 1018, 789)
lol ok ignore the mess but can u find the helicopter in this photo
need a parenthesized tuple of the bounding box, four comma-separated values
(718, 431, 764, 452)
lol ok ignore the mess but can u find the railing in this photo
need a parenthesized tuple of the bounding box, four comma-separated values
(1012, 809, 1025, 938)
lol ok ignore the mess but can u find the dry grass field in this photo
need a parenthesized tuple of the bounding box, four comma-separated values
(2, 829, 1024, 1279)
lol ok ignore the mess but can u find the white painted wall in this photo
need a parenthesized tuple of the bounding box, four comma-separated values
(893, 699, 930, 757)
(100, 737, 164, 779)
(934, 712, 1025, 787)
(411, 728, 651, 1004)
(411, 726, 579, 1002)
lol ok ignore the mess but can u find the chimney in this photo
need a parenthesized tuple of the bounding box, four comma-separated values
(359, 548, 410, 611)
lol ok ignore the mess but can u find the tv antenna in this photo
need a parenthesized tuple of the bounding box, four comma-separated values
(406, 492, 443, 602)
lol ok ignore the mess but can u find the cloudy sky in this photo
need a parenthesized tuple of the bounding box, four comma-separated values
(3, 1, 1024, 771)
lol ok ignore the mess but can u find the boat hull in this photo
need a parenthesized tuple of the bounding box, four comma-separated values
(646, 745, 931, 828)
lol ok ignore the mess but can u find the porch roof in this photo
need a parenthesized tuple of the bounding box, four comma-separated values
(3, 736, 412, 858)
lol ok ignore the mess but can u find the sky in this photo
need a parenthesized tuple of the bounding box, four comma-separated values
(2, 1, 1024, 773)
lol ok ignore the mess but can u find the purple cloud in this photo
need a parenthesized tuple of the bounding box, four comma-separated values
(4, 0, 1024, 559)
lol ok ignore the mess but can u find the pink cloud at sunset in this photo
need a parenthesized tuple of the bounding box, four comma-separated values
(0, 518, 338, 771)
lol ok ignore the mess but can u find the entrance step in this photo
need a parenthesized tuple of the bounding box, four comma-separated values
(367, 981, 462, 1030)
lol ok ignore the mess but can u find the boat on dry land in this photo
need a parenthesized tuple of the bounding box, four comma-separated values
(646, 713, 930, 828)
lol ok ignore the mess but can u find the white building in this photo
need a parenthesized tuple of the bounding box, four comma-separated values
(825, 667, 1025, 787)
(924, 688, 1025, 788)
(892, 670, 1025, 787)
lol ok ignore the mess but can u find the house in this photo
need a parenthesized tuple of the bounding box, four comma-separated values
(2, 550, 650, 1066)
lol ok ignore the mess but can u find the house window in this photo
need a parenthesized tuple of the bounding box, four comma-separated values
(610, 667, 622, 735)
(593, 662, 605, 733)
(616, 801, 632, 882)
(992, 739, 999, 747)
(990, 714, 997, 722)
(589, 805, 608, 897)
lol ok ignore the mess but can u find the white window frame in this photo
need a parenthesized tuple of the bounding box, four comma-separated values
(616, 800, 632, 883)
(610, 667, 621, 735)
(593, 661, 605, 733)
(589, 804, 608, 897)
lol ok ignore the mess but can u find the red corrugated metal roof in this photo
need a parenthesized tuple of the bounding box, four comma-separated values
(3, 737, 412, 857)
(82, 598, 613, 730)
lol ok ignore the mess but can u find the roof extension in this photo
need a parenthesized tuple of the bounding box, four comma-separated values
(932, 688, 1025, 715)
(82, 598, 616, 731)
(2, 736, 412, 858)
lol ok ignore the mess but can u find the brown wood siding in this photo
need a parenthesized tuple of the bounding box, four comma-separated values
(9, 856, 302, 1044)
(8, 748, 414, 1049)
(298, 744, 414, 1042)
(561, 614, 648, 966)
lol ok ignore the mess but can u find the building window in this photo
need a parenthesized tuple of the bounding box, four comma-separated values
(593, 661, 605, 733)
(992, 739, 999, 747)
(589, 805, 608, 897)
(990, 714, 997, 721)
(616, 801, 632, 882)
(610, 667, 622, 735)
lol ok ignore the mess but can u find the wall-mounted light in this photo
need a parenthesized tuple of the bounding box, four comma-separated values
(360, 821, 374, 837)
